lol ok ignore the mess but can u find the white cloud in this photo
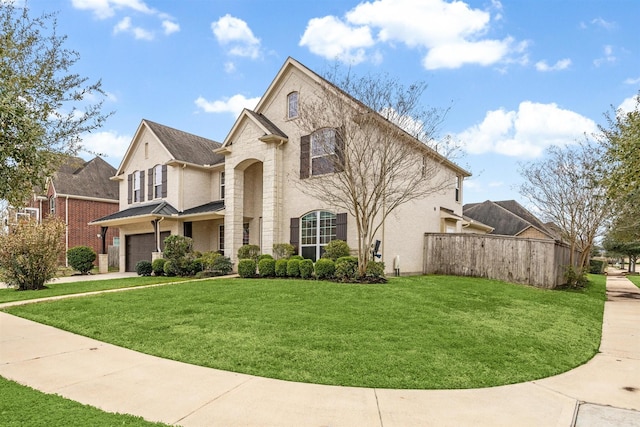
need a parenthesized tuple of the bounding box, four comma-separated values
(212, 15, 261, 59)
(224, 62, 236, 74)
(300, 0, 522, 69)
(299, 16, 374, 65)
(194, 94, 260, 117)
(535, 58, 571, 72)
(457, 101, 598, 158)
(113, 16, 154, 40)
(591, 17, 616, 30)
(80, 131, 131, 166)
(72, 0, 177, 40)
(162, 20, 180, 35)
(623, 76, 640, 85)
(594, 45, 616, 66)
(71, 0, 155, 20)
(618, 94, 639, 114)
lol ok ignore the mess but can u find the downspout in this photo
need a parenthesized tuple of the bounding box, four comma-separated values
(65, 196, 69, 266)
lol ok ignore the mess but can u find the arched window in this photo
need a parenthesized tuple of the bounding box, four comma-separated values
(300, 210, 336, 261)
(287, 91, 298, 119)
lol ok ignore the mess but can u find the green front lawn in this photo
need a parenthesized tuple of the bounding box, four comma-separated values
(0, 276, 191, 304)
(627, 274, 640, 288)
(0, 376, 168, 426)
(4, 275, 606, 389)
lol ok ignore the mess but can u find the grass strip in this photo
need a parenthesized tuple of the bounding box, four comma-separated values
(0, 376, 168, 426)
(626, 274, 640, 288)
(0, 276, 191, 304)
(4, 275, 606, 389)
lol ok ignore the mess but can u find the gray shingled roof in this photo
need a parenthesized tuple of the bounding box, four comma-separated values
(463, 200, 554, 238)
(53, 156, 118, 200)
(245, 110, 288, 138)
(92, 201, 178, 223)
(181, 200, 225, 216)
(144, 119, 225, 166)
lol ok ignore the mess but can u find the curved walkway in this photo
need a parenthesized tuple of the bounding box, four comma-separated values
(1, 273, 639, 426)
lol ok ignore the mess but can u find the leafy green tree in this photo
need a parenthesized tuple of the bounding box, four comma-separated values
(66, 245, 96, 274)
(0, 218, 65, 290)
(596, 94, 640, 231)
(0, 2, 110, 206)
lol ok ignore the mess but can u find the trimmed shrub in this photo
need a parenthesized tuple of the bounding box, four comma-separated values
(365, 261, 386, 279)
(237, 244, 260, 261)
(287, 259, 301, 277)
(136, 260, 153, 276)
(322, 239, 350, 261)
(163, 235, 196, 276)
(152, 258, 166, 276)
(314, 258, 335, 280)
(66, 246, 96, 274)
(238, 259, 257, 278)
(335, 256, 359, 281)
(258, 254, 274, 261)
(289, 255, 304, 261)
(564, 265, 588, 288)
(589, 259, 606, 274)
(275, 259, 288, 277)
(299, 259, 314, 279)
(273, 243, 295, 259)
(258, 258, 276, 277)
(211, 255, 233, 276)
(163, 260, 178, 277)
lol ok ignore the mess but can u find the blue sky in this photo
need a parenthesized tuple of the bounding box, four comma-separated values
(22, 0, 640, 205)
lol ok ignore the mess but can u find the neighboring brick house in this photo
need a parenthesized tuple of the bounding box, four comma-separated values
(463, 200, 560, 240)
(92, 57, 471, 274)
(26, 156, 119, 263)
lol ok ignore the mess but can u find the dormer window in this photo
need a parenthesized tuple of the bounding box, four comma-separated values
(287, 91, 298, 119)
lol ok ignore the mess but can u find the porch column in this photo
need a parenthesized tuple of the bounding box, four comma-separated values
(261, 144, 279, 256)
(225, 165, 244, 270)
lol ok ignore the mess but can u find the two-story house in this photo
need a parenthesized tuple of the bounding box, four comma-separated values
(92, 57, 470, 274)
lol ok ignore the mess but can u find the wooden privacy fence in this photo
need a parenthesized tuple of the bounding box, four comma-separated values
(108, 245, 119, 268)
(423, 233, 580, 289)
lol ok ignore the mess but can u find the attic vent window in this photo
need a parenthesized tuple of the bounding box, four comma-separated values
(287, 91, 298, 119)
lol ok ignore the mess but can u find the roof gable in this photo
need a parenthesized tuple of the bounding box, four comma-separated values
(52, 156, 118, 200)
(463, 200, 554, 238)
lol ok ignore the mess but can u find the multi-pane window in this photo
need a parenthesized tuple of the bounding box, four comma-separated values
(243, 223, 250, 245)
(311, 128, 336, 175)
(220, 171, 225, 200)
(300, 211, 336, 261)
(154, 165, 163, 199)
(219, 225, 224, 255)
(455, 175, 462, 202)
(133, 170, 141, 202)
(287, 91, 298, 119)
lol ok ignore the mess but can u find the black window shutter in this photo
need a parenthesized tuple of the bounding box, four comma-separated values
(300, 135, 310, 179)
(334, 127, 345, 173)
(140, 170, 145, 202)
(127, 174, 132, 204)
(336, 213, 347, 241)
(161, 165, 167, 198)
(147, 168, 153, 199)
(290, 217, 299, 254)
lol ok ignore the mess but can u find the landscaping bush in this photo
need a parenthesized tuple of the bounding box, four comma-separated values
(365, 261, 386, 283)
(287, 259, 301, 277)
(238, 259, 257, 278)
(0, 218, 65, 290)
(163, 235, 196, 276)
(289, 255, 304, 261)
(163, 260, 178, 277)
(273, 243, 295, 259)
(66, 246, 96, 274)
(322, 239, 350, 261)
(258, 258, 276, 277)
(152, 258, 166, 276)
(135, 260, 153, 276)
(237, 244, 260, 261)
(564, 265, 589, 288)
(210, 255, 233, 276)
(589, 259, 606, 274)
(299, 259, 314, 279)
(258, 254, 274, 261)
(314, 258, 335, 280)
(275, 259, 288, 277)
(335, 256, 359, 281)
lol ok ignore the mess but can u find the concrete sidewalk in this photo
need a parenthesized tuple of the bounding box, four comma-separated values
(1, 274, 638, 426)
